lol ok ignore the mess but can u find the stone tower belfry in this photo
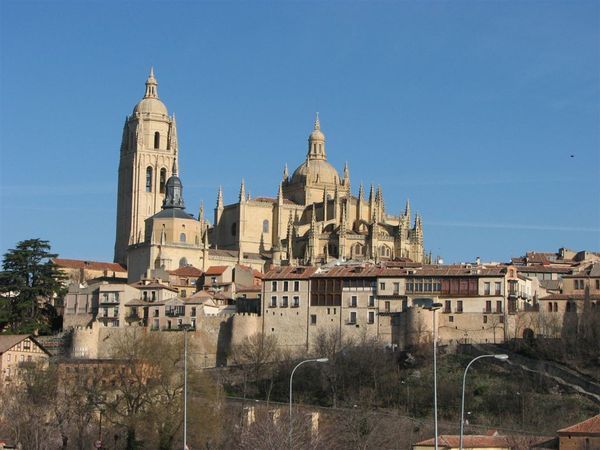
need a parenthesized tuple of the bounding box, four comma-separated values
(114, 68, 179, 265)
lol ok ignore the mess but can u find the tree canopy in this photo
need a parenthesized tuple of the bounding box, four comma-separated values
(0, 238, 66, 334)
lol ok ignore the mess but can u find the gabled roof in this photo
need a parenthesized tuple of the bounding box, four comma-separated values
(0, 334, 50, 355)
(53, 258, 127, 273)
(558, 414, 600, 435)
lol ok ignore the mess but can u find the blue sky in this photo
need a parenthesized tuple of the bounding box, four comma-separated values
(1, 1, 598, 263)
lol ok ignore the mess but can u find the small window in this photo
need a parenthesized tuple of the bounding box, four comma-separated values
(294, 281, 300, 291)
(350, 296, 357, 307)
(154, 131, 160, 149)
(449, 315, 454, 323)
(368, 311, 375, 324)
(272, 281, 277, 292)
(179, 233, 186, 243)
(457, 300, 463, 313)
(159, 168, 167, 193)
(292, 296, 300, 307)
(310, 314, 317, 325)
(380, 282, 386, 291)
(263, 220, 269, 233)
(146, 166, 153, 192)
(231, 222, 237, 236)
(151, 291, 156, 301)
(349, 311, 357, 324)
(385, 301, 390, 312)
(495, 282, 502, 295)
(484, 282, 490, 295)
(368, 296, 375, 307)
(270, 296, 277, 308)
(283, 281, 289, 291)
(483, 315, 488, 324)
(281, 296, 289, 308)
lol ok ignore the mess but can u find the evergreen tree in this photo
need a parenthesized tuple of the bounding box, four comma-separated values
(0, 239, 66, 334)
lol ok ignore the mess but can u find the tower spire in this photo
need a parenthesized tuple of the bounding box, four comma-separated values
(314, 112, 320, 130)
(239, 179, 246, 202)
(144, 67, 158, 99)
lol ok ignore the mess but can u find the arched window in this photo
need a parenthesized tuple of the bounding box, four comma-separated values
(179, 257, 188, 268)
(554, 302, 558, 312)
(263, 220, 269, 233)
(159, 168, 167, 193)
(231, 222, 237, 236)
(354, 243, 364, 256)
(179, 233, 186, 243)
(154, 131, 160, 149)
(146, 167, 153, 192)
(548, 303, 552, 312)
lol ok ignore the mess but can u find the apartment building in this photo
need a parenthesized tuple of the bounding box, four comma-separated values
(539, 263, 600, 315)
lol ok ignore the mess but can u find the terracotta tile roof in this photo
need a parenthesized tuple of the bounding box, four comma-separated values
(563, 263, 600, 278)
(53, 258, 127, 273)
(314, 266, 383, 278)
(263, 266, 317, 280)
(205, 266, 229, 276)
(517, 266, 572, 274)
(540, 293, 600, 301)
(208, 249, 239, 258)
(130, 281, 178, 292)
(414, 434, 550, 448)
(558, 414, 600, 434)
(168, 266, 202, 277)
(236, 284, 262, 292)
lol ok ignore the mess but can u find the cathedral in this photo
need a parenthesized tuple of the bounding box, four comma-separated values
(115, 70, 426, 281)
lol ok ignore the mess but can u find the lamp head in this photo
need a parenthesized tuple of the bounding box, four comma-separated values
(494, 354, 509, 361)
(316, 358, 329, 363)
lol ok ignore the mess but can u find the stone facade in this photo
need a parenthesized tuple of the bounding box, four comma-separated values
(115, 71, 426, 283)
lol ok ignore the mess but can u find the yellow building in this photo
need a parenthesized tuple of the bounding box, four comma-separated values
(116, 70, 426, 281)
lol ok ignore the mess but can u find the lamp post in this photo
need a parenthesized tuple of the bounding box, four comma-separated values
(424, 302, 442, 450)
(459, 354, 508, 450)
(289, 358, 328, 449)
(180, 323, 192, 450)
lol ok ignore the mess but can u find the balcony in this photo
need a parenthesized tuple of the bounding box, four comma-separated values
(165, 309, 185, 317)
(345, 319, 357, 325)
(125, 313, 140, 322)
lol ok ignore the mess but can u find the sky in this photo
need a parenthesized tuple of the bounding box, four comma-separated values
(1, 0, 599, 264)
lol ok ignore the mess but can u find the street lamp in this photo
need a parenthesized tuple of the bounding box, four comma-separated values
(289, 358, 329, 449)
(180, 323, 192, 450)
(459, 354, 508, 450)
(424, 302, 442, 450)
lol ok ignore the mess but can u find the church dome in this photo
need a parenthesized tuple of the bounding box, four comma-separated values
(309, 128, 325, 142)
(133, 97, 168, 115)
(291, 159, 340, 185)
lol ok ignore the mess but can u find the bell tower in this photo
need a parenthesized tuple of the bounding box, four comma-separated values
(114, 68, 179, 265)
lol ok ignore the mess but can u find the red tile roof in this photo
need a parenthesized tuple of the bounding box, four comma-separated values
(205, 266, 229, 276)
(517, 266, 572, 274)
(263, 266, 317, 280)
(540, 293, 600, 301)
(53, 258, 127, 273)
(558, 414, 600, 434)
(168, 266, 202, 277)
(415, 434, 549, 448)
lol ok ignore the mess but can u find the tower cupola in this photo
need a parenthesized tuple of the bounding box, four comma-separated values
(307, 112, 326, 160)
(162, 161, 185, 209)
